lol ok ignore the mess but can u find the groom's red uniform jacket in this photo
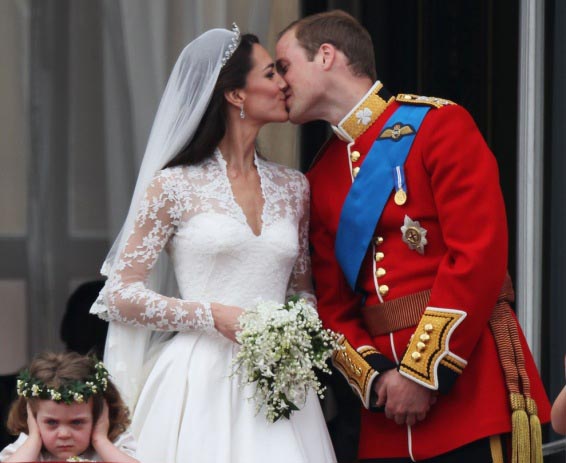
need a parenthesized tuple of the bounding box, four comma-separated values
(307, 84, 550, 461)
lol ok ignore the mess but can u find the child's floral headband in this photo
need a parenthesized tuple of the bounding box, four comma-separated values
(16, 360, 109, 404)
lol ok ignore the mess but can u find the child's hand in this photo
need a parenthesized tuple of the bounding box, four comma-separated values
(91, 400, 110, 444)
(4, 403, 43, 462)
(90, 399, 139, 462)
(26, 403, 40, 440)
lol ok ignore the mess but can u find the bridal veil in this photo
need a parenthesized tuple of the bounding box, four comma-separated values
(90, 25, 241, 410)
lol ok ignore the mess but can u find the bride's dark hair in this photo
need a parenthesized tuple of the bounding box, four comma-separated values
(165, 33, 259, 168)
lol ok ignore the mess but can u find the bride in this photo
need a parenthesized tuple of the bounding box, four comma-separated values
(91, 25, 336, 463)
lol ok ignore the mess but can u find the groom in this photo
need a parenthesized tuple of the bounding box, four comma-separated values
(276, 10, 550, 463)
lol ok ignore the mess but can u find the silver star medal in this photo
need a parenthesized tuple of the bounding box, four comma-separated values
(400, 215, 428, 254)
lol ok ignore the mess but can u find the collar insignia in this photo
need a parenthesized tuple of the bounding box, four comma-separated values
(401, 215, 428, 254)
(356, 107, 373, 125)
(334, 81, 394, 142)
(379, 122, 415, 142)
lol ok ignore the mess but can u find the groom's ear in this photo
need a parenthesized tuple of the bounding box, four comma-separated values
(224, 89, 246, 109)
(317, 43, 337, 70)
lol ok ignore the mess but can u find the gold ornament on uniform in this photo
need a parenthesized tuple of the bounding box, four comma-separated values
(379, 123, 415, 141)
(399, 307, 467, 390)
(332, 337, 380, 409)
(400, 215, 428, 254)
(394, 188, 407, 206)
(337, 81, 395, 141)
(395, 93, 456, 109)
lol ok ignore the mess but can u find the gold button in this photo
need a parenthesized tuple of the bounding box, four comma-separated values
(374, 236, 384, 246)
(374, 252, 384, 262)
(375, 267, 386, 278)
(419, 333, 430, 342)
(378, 285, 389, 296)
(350, 150, 361, 163)
(424, 323, 434, 333)
(352, 167, 360, 178)
(411, 352, 422, 361)
(416, 341, 426, 352)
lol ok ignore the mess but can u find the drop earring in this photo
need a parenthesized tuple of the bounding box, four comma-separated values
(240, 104, 245, 119)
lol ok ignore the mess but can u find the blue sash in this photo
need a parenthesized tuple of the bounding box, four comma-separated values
(335, 104, 430, 290)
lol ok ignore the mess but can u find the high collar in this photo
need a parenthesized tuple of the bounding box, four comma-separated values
(331, 81, 394, 143)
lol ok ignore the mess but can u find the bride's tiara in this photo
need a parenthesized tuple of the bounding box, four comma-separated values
(222, 23, 241, 67)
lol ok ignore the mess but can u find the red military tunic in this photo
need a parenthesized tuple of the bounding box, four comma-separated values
(307, 82, 551, 460)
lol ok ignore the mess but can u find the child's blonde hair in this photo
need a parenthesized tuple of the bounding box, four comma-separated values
(7, 352, 130, 441)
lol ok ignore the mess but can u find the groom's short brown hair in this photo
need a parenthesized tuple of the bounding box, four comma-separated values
(279, 10, 377, 81)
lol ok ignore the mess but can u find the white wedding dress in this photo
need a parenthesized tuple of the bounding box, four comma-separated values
(98, 150, 336, 463)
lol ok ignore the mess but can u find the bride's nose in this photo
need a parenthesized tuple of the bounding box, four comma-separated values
(275, 74, 288, 91)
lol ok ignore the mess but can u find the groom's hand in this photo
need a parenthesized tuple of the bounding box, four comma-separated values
(373, 369, 437, 426)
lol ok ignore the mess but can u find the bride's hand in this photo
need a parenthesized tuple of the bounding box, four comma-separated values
(210, 303, 244, 342)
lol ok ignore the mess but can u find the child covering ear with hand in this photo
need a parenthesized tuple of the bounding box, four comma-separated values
(0, 352, 138, 462)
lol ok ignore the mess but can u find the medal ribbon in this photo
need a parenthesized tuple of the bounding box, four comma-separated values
(335, 104, 430, 290)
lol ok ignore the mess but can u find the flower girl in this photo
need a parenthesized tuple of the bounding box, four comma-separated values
(0, 352, 138, 462)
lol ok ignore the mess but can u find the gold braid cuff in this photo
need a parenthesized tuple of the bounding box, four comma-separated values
(332, 336, 378, 408)
(398, 307, 467, 390)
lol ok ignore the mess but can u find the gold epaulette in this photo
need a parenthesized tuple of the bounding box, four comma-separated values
(396, 93, 456, 109)
(332, 336, 378, 408)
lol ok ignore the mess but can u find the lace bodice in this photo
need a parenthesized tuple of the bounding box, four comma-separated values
(94, 150, 313, 332)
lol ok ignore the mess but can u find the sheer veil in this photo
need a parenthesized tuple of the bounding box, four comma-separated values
(90, 25, 241, 410)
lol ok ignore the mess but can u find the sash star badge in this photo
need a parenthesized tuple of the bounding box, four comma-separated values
(401, 215, 428, 254)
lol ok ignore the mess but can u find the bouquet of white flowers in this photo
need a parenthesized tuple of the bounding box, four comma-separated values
(232, 296, 340, 422)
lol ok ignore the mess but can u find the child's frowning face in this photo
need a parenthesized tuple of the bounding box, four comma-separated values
(35, 399, 94, 459)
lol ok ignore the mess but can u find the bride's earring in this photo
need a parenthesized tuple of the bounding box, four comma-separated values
(240, 104, 245, 119)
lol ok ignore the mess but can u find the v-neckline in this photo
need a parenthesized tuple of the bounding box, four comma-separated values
(215, 148, 266, 237)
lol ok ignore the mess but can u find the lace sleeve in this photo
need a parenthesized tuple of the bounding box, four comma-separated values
(286, 175, 316, 307)
(101, 170, 215, 332)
